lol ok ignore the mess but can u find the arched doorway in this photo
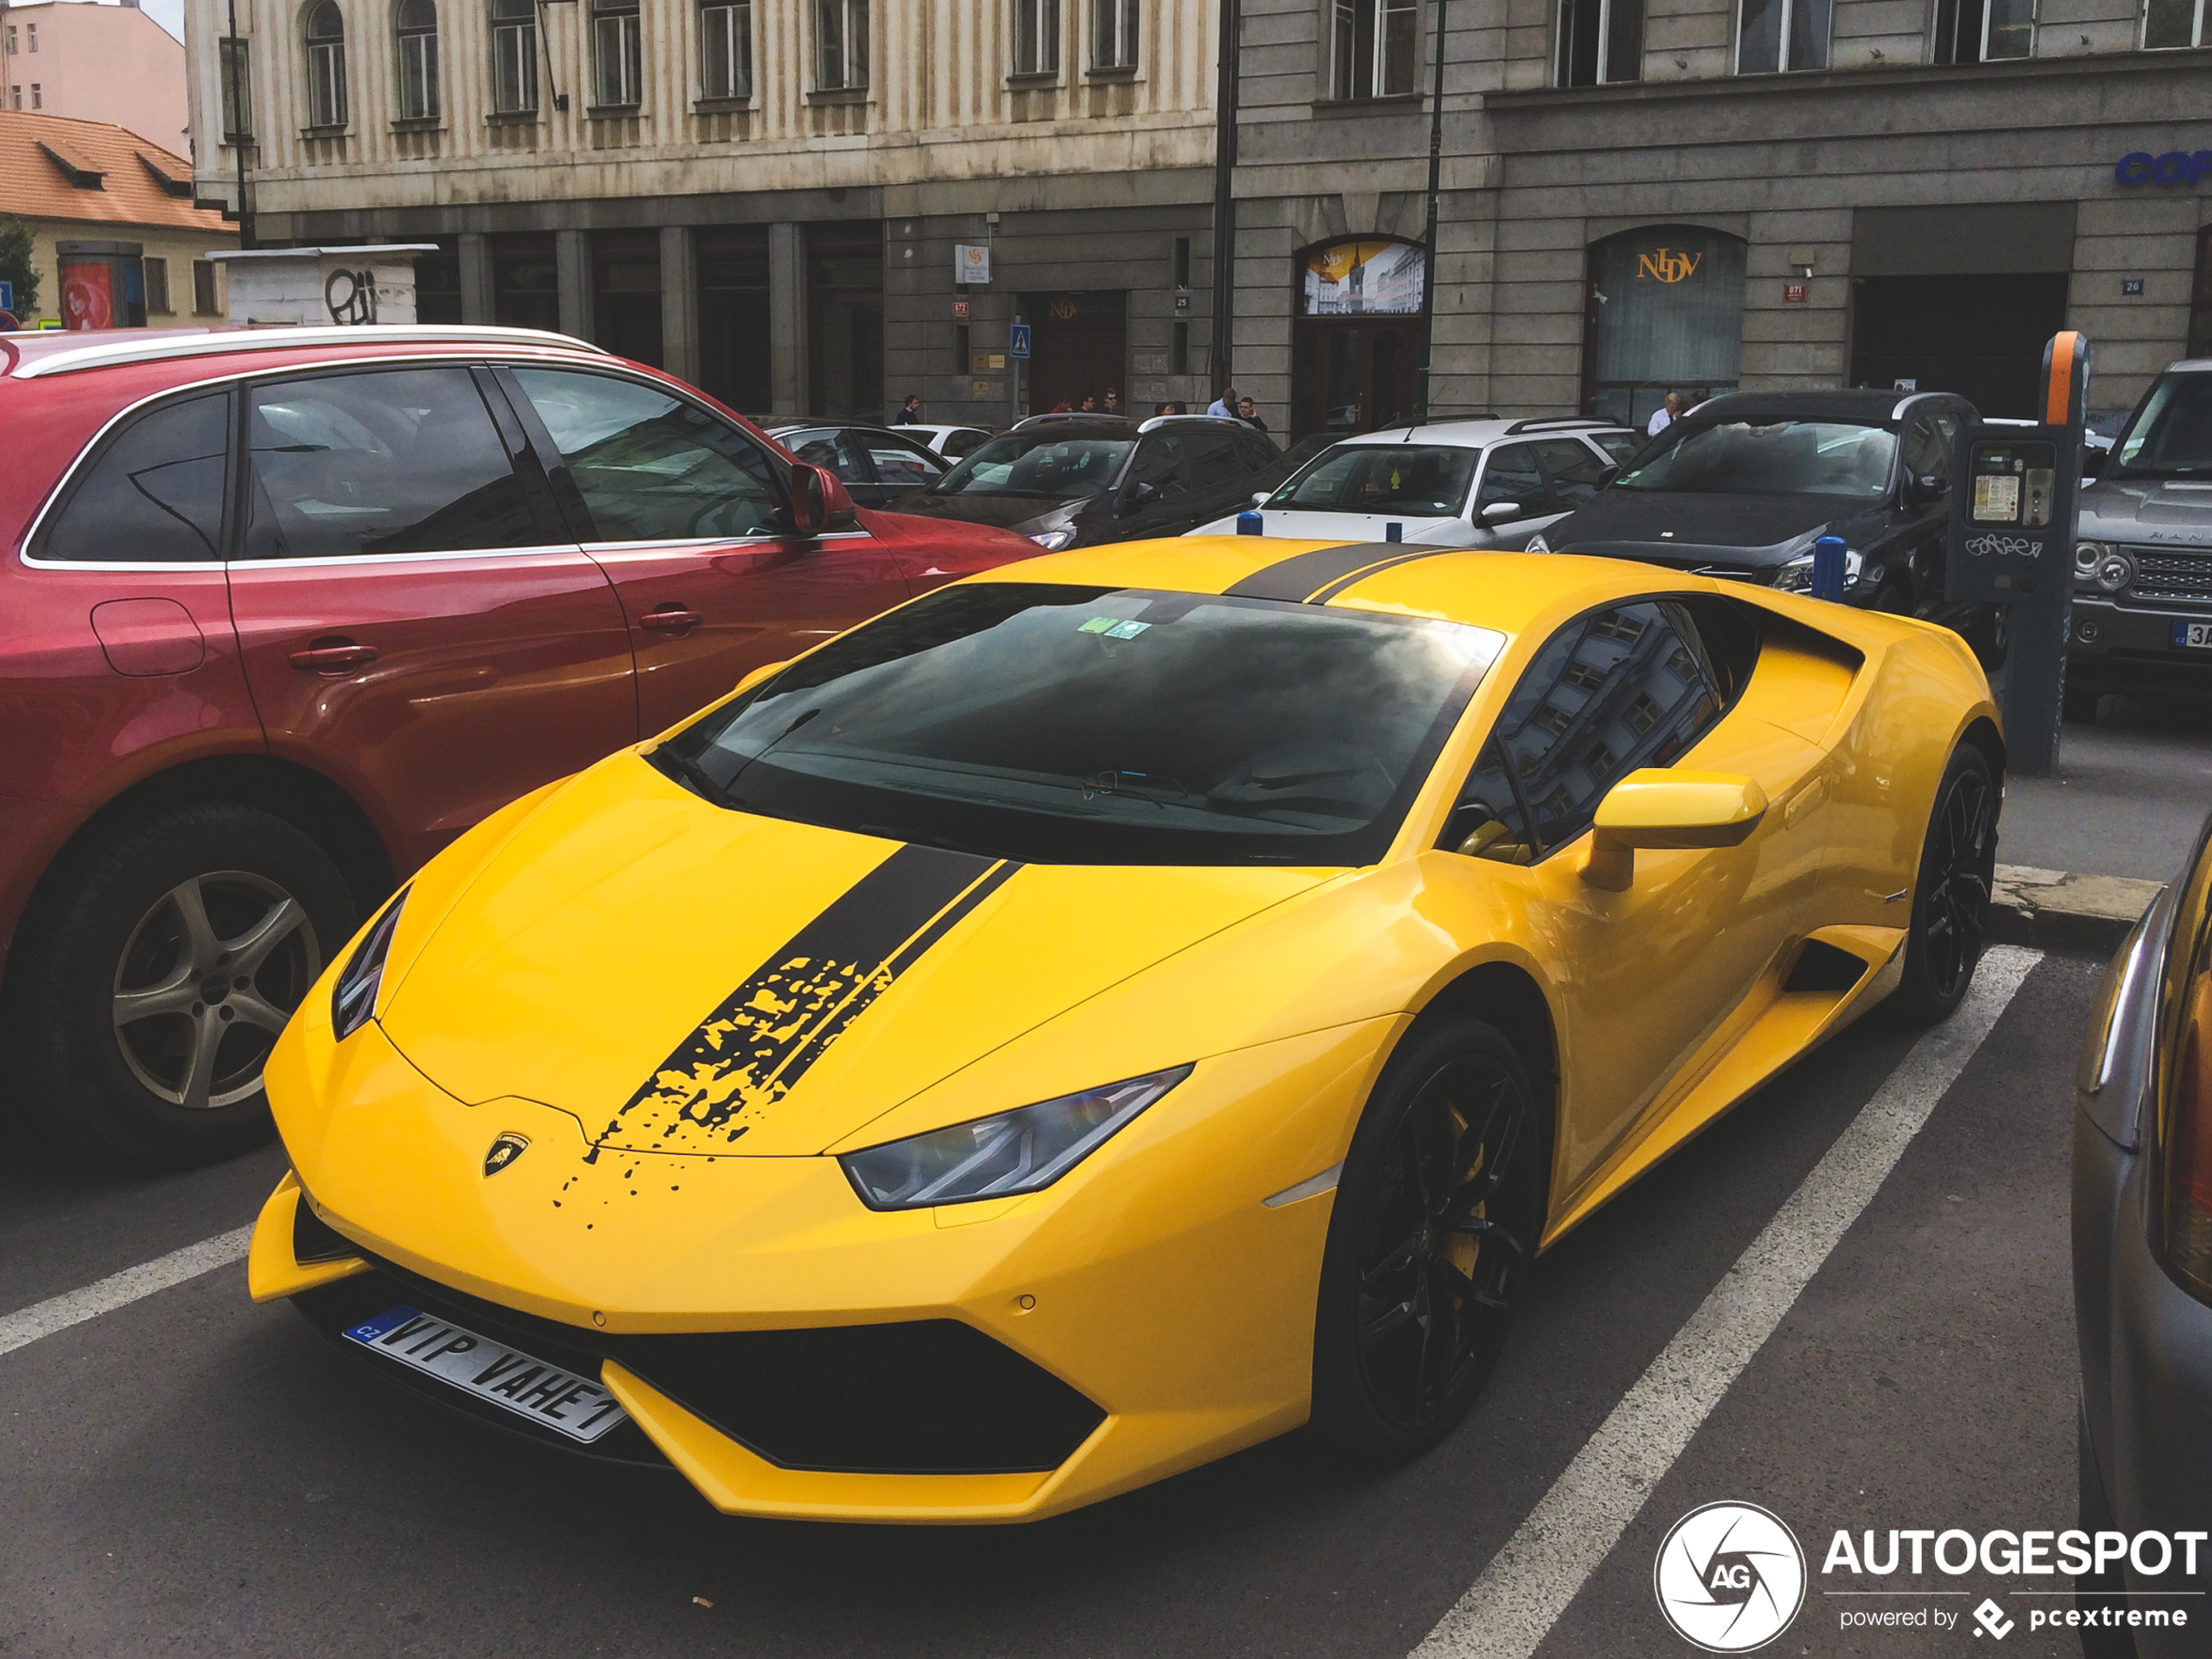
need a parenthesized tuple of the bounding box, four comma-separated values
(1581, 226, 1746, 429)
(1291, 237, 1426, 440)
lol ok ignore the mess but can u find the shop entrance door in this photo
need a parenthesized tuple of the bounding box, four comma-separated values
(1291, 320, 1420, 440)
(1023, 292, 1127, 413)
(1849, 274, 2069, 418)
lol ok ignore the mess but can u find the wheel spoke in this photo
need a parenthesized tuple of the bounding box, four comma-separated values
(1360, 1238, 1418, 1292)
(111, 973, 199, 1029)
(1440, 1213, 1528, 1260)
(226, 987, 294, 1036)
(167, 878, 221, 973)
(226, 897, 307, 977)
(1359, 1295, 1419, 1350)
(178, 1008, 224, 1111)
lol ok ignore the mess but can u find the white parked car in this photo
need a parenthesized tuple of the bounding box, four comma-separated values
(1189, 416, 1641, 547)
(900, 421, 995, 460)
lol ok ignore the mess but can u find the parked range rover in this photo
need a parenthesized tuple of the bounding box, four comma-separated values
(1531, 390, 2006, 665)
(887, 413, 1286, 549)
(0, 325, 1034, 1169)
(2071, 361, 2212, 693)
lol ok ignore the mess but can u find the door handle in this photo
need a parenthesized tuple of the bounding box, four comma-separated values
(288, 643, 379, 671)
(641, 606, 704, 631)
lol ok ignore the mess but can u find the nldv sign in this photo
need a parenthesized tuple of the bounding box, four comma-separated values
(1638, 248, 1703, 283)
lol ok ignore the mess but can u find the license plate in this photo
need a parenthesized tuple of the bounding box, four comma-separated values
(343, 1305, 629, 1444)
(2176, 621, 2212, 650)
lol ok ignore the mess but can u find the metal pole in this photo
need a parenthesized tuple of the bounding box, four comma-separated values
(226, 0, 253, 247)
(1207, 0, 1239, 401)
(1414, 0, 1448, 422)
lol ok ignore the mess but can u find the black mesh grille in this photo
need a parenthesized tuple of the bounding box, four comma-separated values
(295, 1253, 1103, 1476)
(292, 1196, 360, 1264)
(2123, 545, 2212, 607)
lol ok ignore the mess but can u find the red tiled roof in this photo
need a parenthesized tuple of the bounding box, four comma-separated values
(0, 110, 233, 235)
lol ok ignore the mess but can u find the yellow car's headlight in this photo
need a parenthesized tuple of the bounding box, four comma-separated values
(840, 1065, 1193, 1211)
(331, 890, 408, 1041)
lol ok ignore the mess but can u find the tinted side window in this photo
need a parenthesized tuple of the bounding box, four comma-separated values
(1179, 428, 1252, 489)
(1591, 430, 1642, 465)
(515, 368, 782, 540)
(1476, 442, 1549, 516)
(1233, 431, 1278, 470)
(1440, 739, 1534, 864)
(1904, 413, 1959, 485)
(1533, 438, 1611, 509)
(1126, 435, 1195, 498)
(38, 391, 228, 563)
(243, 368, 538, 560)
(861, 434, 946, 491)
(1488, 601, 1723, 854)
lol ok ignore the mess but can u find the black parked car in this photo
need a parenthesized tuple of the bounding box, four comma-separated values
(2073, 807, 2212, 1657)
(886, 414, 1285, 550)
(768, 422, 951, 508)
(1530, 390, 2006, 665)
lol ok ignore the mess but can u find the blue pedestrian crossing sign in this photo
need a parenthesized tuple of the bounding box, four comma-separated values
(1009, 323, 1032, 360)
(0, 280, 12, 314)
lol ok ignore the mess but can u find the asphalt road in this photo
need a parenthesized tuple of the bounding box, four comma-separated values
(2000, 680, 2212, 881)
(0, 949, 2108, 1658)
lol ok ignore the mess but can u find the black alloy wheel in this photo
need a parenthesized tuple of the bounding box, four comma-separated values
(1312, 1015, 1546, 1459)
(2, 799, 357, 1166)
(1893, 744, 1999, 1024)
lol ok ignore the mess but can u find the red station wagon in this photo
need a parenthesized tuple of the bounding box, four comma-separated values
(0, 325, 1035, 1167)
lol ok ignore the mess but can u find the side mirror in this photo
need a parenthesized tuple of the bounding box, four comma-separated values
(1122, 480, 1162, 510)
(1479, 500, 1523, 524)
(789, 462, 859, 536)
(1251, 489, 1269, 506)
(1581, 770, 1768, 891)
(1905, 473, 1948, 506)
(1598, 463, 1622, 486)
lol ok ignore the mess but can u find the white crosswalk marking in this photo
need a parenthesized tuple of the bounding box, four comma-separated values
(1411, 944, 2042, 1659)
(0, 1226, 252, 1359)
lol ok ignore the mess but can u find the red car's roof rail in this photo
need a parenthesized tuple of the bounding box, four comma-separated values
(8, 324, 609, 381)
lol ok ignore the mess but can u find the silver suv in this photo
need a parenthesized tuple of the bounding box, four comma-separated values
(2073, 361, 2212, 690)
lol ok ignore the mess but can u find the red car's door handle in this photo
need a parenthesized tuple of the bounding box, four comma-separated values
(288, 643, 380, 671)
(641, 606, 704, 631)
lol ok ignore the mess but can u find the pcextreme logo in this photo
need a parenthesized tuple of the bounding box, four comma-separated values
(1637, 248, 1704, 283)
(1655, 1502, 1808, 1652)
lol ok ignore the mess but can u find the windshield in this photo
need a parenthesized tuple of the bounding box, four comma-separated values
(1615, 419, 1898, 498)
(2112, 374, 2212, 480)
(1266, 444, 1479, 517)
(656, 583, 1503, 866)
(928, 432, 1134, 499)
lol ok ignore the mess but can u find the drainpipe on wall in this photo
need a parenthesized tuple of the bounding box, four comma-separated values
(226, 0, 253, 247)
(1208, 0, 1239, 401)
(1414, 0, 1449, 421)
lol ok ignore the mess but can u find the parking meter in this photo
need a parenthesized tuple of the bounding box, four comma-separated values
(1946, 331, 2088, 778)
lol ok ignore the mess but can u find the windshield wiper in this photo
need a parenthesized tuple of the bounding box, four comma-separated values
(654, 746, 735, 806)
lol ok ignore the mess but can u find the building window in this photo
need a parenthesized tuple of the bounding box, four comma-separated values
(193, 259, 221, 315)
(304, 0, 347, 127)
(816, 0, 868, 89)
(7, 86, 17, 110)
(144, 258, 172, 314)
(2141, 0, 2195, 44)
(591, 0, 641, 105)
(1093, 0, 1137, 65)
(701, 0, 752, 98)
(29, 81, 38, 108)
(26, 22, 36, 49)
(395, 0, 440, 119)
(219, 37, 254, 138)
(1933, 0, 2033, 57)
(3, 25, 14, 52)
(1013, 0, 1060, 72)
(1559, 0, 1643, 83)
(490, 0, 536, 110)
(1736, 0, 1829, 71)
(1581, 226, 1746, 428)
(1330, 0, 1418, 99)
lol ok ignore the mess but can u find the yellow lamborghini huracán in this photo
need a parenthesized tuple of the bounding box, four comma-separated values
(248, 541, 2000, 1523)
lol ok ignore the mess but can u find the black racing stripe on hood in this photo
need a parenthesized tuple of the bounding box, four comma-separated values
(1223, 541, 1454, 603)
(590, 845, 1022, 1153)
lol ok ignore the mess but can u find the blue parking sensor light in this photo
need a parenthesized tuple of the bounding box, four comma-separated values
(1237, 509, 1263, 536)
(1812, 535, 1847, 602)
(1386, 522, 1404, 543)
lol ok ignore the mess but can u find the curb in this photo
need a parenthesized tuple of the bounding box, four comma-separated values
(1987, 864, 2161, 955)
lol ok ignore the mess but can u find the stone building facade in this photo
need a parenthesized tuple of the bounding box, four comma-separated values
(1235, 0, 2212, 435)
(184, 0, 1225, 421)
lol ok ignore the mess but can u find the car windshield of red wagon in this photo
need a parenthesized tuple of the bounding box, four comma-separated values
(654, 583, 1504, 867)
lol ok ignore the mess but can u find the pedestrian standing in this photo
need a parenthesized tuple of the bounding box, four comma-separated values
(1103, 388, 1122, 415)
(1646, 391, 1683, 438)
(1078, 393, 1098, 413)
(1238, 396, 1269, 437)
(894, 394, 921, 424)
(1207, 387, 1238, 419)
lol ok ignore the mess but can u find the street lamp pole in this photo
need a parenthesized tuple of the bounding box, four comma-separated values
(1414, 0, 1449, 422)
(1208, 0, 1239, 401)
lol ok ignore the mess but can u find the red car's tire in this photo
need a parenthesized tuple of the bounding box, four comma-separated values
(3, 800, 357, 1168)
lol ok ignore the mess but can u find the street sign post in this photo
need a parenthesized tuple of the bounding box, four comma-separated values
(1945, 330, 2089, 778)
(1009, 320, 1030, 426)
(0, 280, 14, 314)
